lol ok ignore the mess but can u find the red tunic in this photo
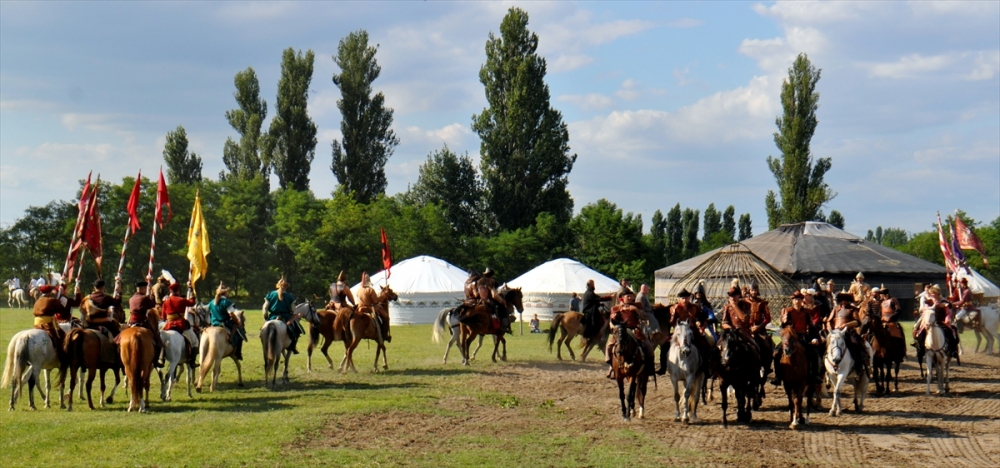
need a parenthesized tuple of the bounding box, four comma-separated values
(722, 299, 752, 334)
(782, 306, 810, 335)
(161, 295, 196, 331)
(670, 302, 701, 328)
(611, 304, 640, 329)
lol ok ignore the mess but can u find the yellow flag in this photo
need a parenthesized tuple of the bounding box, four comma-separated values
(187, 191, 210, 287)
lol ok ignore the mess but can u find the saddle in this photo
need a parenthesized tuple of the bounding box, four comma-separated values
(94, 332, 119, 365)
(885, 322, 905, 340)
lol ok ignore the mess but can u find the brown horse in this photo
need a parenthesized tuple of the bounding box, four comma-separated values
(866, 317, 906, 395)
(333, 286, 398, 373)
(610, 325, 650, 421)
(777, 327, 810, 429)
(457, 287, 523, 366)
(61, 328, 122, 411)
(118, 327, 154, 413)
(307, 308, 342, 372)
(546, 310, 608, 361)
(651, 303, 673, 374)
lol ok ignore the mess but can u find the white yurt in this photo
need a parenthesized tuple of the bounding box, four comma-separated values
(351, 255, 468, 325)
(506, 258, 619, 321)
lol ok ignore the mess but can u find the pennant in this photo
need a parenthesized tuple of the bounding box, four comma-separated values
(187, 191, 210, 286)
(954, 215, 989, 267)
(949, 222, 970, 274)
(936, 213, 957, 272)
(155, 169, 173, 228)
(380, 227, 392, 279)
(126, 171, 142, 232)
(65, 172, 94, 280)
(81, 181, 103, 273)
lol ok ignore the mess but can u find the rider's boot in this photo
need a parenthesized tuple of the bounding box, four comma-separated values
(185, 341, 199, 368)
(155, 345, 165, 368)
(290, 335, 300, 355)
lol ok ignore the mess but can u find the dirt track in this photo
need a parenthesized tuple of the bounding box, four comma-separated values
(316, 352, 999, 466)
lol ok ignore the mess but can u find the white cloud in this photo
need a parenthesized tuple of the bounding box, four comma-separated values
(559, 93, 614, 111)
(0, 99, 57, 111)
(865, 53, 953, 79)
(739, 27, 828, 73)
(615, 79, 640, 101)
(403, 123, 471, 148)
(752, 1, 876, 24)
(673, 68, 692, 86)
(667, 18, 703, 28)
(967, 51, 1000, 81)
(860, 50, 1000, 80)
(539, 10, 655, 72)
(548, 54, 595, 73)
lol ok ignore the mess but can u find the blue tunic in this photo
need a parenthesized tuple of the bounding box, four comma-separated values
(265, 290, 295, 321)
(209, 297, 235, 327)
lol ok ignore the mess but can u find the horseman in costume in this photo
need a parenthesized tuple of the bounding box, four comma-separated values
(914, 284, 959, 360)
(329, 271, 355, 310)
(827, 291, 870, 378)
(772, 291, 821, 386)
(85, 279, 122, 338)
(32, 284, 77, 357)
(209, 282, 244, 361)
(878, 286, 906, 339)
(691, 281, 718, 341)
(605, 291, 654, 378)
(264, 276, 301, 354)
(161, 281, 199, 368)
(464, 269, 480, 301)
(720, 279, 760, 360)
(746, 281, 774, 377)
(128, 280, 165, 368)
(476, 268, 508, 334)
(670, 288, 711, 373)
(612, 278, 633, 306)
(954, 277, 981, 329)
(582, 279, 611, 340)
(849, 272, 871, 305)
(151, 274, 172, 307)
(355, 271, 388, 343)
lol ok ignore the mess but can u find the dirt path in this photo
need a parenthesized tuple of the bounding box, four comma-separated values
(313, 353, 999, 466)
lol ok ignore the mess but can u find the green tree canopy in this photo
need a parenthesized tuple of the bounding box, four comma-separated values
(269, 48, 318, 191)
(570, 199, 645, 283)
(722, 205, 736, 239)
(163, 126, 203, 184)
(682, 208, 700, 259)
(827, 210, 845, 229)
(406, 145, 486, 237)
(223, 67, 271, 183)
(703, 203, 721, 242)
(665, 203, 683, 264)
(738, 213, 753, 241)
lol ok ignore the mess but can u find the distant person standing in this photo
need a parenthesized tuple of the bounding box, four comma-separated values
(569, 292, 580, 312)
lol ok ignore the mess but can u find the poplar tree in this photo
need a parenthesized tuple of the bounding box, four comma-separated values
(722, 205, 736, 239)
(665, 203, 683, 264)
(223, 67, 271, 183)
(163, 126, 202, 184)
(738, 213, 753, 241)
(703, 203, 721, 242)
(270, 48, 318, 191)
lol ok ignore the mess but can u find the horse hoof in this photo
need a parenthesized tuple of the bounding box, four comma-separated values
(106, 397, 113, 404)
(790, 421, 799, 430)
(29, 406, 36, 411)
(829, 410, 837, 417)
(237, 383, 244, 388)
(674, 416, 681, 422)
(622, 416, 631, 423)
(195, 388, 202, 394)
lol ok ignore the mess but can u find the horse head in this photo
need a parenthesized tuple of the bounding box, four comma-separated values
(826, 328, 846, 369)
(295, 301, 320, 327)
(379, 285, 399, 303)
(615, 326, 637, 363)
(502, 287, 524, 314)
(231, 310, 246, 330)
(718, 329, 734, 367)
(188, 303, 210, 329)
(780, 326, 798, 356)
(672, 321, 693, 357)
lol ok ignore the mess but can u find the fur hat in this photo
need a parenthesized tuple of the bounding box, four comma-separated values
(677, 288, 692, 298)
(361, 272, 372, 287)
(836, 290, 853, 303)
(694, 280, 707, 296)
(749, 279, 760, 291)
(727, 278, 742, 297)
(483, 268, 494, 277)
(93, 279, 106, 289)
(856, 272, 865, 280)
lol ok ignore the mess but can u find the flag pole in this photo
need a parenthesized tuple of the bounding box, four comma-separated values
(62, 171, 93, 291)
(113, 225, 132, 297)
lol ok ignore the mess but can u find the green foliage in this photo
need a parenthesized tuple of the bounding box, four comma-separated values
(0, 201, 75, 279)
(270, 48, 318, 191)
(223, 67, 271, 183)
(765, 53, 835, 229)
(213, 175, 274, 298)
(406, 145, 487, 237)
(722, 205, 736, 239)
(827, 210, 845, 229)
(570, 199, 645, 283)
(882, 228, 909, 248)
(330, 30, 399, 204)
(682, 208, 700, 259)
(473, 7, 576, 231)
(163, 126, 203, 184)
(702, 203, 721, 242)
(700, 230, 735, 255)
(738, 213, 752, 241)
(645, 210, 668, 270)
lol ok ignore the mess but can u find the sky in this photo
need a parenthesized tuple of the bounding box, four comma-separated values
(1, 1, 998, 237)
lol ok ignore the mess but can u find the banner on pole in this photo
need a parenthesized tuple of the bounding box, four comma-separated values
(187, 191, 211, 287)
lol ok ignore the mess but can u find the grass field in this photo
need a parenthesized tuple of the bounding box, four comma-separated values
(0, 307, 992, 467)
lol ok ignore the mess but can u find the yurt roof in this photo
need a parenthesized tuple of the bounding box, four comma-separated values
(507, 258, 619, 295)
(351, 255, 467, 295)
(657, 222, 946, 279)
(955, 267, 1000, 298)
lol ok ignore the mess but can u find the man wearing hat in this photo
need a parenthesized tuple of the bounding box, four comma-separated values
(953, 277, 979, 319)
(264, 276, 301, 354)
(161, 281, 199, 368)
(849, 272, 871, 305)
(914, 285, 960, 360)
(581, 279, 612, 340)
(605, 290, 653, 378)
(828, 291, 870, 378)
(746, 281, 774, 378)
(84, 279, 123, 338)
(476, 268, 507, 334)
(665, 288, 711, 375)
(151, 273, 172, 307)
(612, 278, 634, 306)
(329, 271, 355, 310)
(464, 269, 481, 302)
(720, 279, 760, 358)
(128, 280, 165, 367)
(32, 284, 74, 353)
(773, 291, 819, 386)
(209, 282, 244, 361)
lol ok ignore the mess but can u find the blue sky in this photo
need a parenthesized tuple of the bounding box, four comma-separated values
(2, 1, 998, 237)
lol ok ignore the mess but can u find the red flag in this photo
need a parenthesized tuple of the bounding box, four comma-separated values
(937, 213, 957, 272)
(78, 171, 92, 212)
(155, 169, 172, 228)
(954, 215, 989, 267)
(65, 172, 94, 280)
(80, 182, 103, 273)
(126, 171, 142, 232)
(380, 227, 392, 279)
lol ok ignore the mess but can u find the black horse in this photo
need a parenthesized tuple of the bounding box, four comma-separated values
(717, 329, 762, 427)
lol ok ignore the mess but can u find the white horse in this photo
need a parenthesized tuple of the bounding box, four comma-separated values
(431, 307, 490, 364)
(196, 310, 246, 393)
(157, 328, 194, 401)
(6, 287, 29, 309)
(918, 307, 952, 395)
(260, 302, 319, 389)
(824, 328, 870, 417)
(666, 321, 704, 424)
(955, 305, 1000, 355)
(1, 329, 62, 410)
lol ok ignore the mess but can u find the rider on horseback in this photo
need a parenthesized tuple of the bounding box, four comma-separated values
(605, 291, 654, 378)
(746, 281, 774, 376)
(209, 282, 244, 361)
(582, 279, 611, 340)
(772, 291, 820, 386)
(670, 288, 712, 374)
(692, 282, 718, 341)
(329, 271, 355, 310)
(849, 272, 871, 305)
(32, 284, 77, 360)
(265, 276, 301, 354)
(85, 279, 122, 338)
(128, 280, 165, 368)
(954, 277, 981, 329)
(827, 291, 870, 378)
(476, 268, 508, 334)
(161, 281, 200, 368)
(913, 284, 959, 360)
(720, 280, 760, 362)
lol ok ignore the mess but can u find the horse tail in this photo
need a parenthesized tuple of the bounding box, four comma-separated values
(265, 324, 279, 363)
(432, 308, 450, 344)
(547, 314, 563, 351)
(1, 333, 28, 390)
(123, 333, 144, 399)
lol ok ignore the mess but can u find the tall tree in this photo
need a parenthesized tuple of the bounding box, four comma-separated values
(764, 53, 835, 229)
(881, 227, 909, 248)
(223, 67, 271, 183)
(407, 144, 486, 237)
(570, 199, 645, 282)
(269, 48, 318, 191)
(330, 30, 399, 203)
(163, 126, 203, 184)
(738, 213, 753, 241)
(703, 203, 721, 242)
(827, 210, 845, 229)
(682, 208, 700, 260)
(722, 205, 736, 239)
(665, 203, 683, 264)
(647, 209, 668, 268)
(473, 7, 576, 231)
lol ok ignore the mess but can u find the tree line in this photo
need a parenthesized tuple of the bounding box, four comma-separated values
(2, 8, 853, 300)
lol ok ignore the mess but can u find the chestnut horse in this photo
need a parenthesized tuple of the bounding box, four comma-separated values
(610, 325, 651, 422)
(546, 308, 608, 362)
(865, 316, 905, 395)
(118, 327, 154, 413)
(777, 327, 810, 429)
(457, 287, 523, 366)
(333, 286, 398, 373)
(717, 329, 761, 427)
(61, 327, 121, 411)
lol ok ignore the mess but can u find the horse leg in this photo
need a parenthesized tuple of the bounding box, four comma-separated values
(925, 352, 934, 395)
(26, 370, 37, 411)
(381, 343, 389, 371)
(672, 376, 681, 422)
(618, 377, 629, 422)
(185, 362, 194, 398)
(471, 335, 484, 361)
(233, 355, 244, 388)
(372, 340, 382, 373)
(347, 338, 361, 374)
(78, 368, 86, 401)
(628, 378, 637, 419)
(500, 336, 508, 361)
(555, 329, 565, 361)
(443, 328, 457, 364)
(98, 368, 107, 408)
(106, 368, 120, 405)
(321, 338, 335, 370)
(720, 381, 729, 428)
(66, 365, 78, 412)
(42, 369, 52, 409)
(282, 350, 290, 384)
(85, 367, 96, 410)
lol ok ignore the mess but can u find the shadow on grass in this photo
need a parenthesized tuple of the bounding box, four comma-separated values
(391, 368, 480, 377)
(739, 417, 962, 437)
(145, 394, 297, 413)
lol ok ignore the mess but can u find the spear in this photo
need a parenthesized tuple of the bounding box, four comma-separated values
(61, 171, 92, 293)
(114, 172, 143, 297)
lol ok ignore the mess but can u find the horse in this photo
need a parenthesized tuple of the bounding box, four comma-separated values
(157, 327, 194, 401)
(919, 306, 951, 395)
(61, 327, 122, 411)
(456, 287, 523, 366)
(7, 288, 29, 309)
(1, 329, 62, 410)
(261, 302, 319, 388)
(610, 325, 650, 422)
(716, 329, 761, 427)
(955, 305, 1000, 354)
(431, 307, 493, 364)
(333, 286, 398, 373)
(776, 327, 810, 429)
(119, 327, 154, 413)
(865, 317, 905, 395)
(824, 328, 869, 416)
(196, 311, 246, 393)
(666, 321, 703, 424)
(546, 309, 608, 362)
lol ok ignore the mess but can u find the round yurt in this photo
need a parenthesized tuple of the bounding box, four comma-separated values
(351, 255, 467, 325)
(506, 258, 619, 322)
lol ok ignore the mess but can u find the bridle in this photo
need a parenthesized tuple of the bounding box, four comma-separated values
(825, 332, 846, 371)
